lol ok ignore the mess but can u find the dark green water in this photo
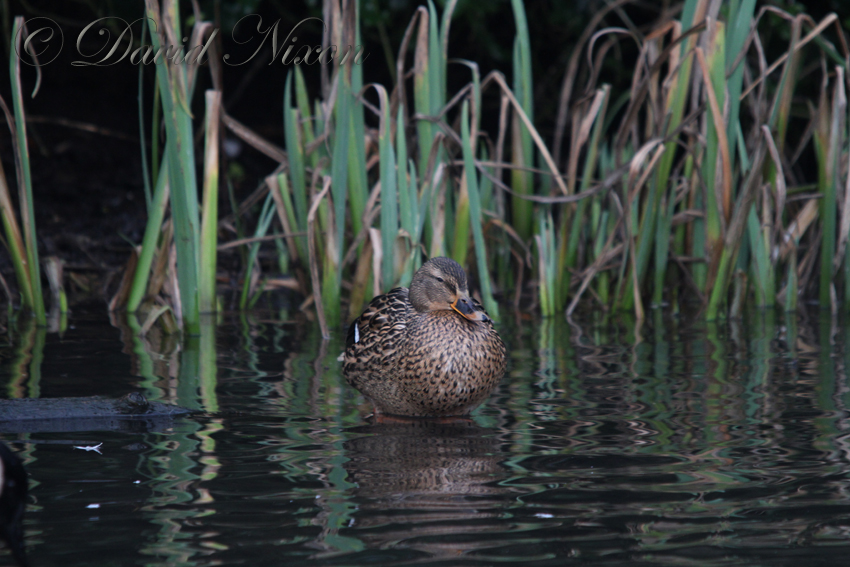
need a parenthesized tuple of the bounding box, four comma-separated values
(2, 309, 850, 566)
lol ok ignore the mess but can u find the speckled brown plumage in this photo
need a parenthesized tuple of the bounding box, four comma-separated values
(343, 257, 507, 417)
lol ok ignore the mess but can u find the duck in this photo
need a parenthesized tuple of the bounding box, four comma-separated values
(0, 441, 28, 567)
(343, 256, 507, 417)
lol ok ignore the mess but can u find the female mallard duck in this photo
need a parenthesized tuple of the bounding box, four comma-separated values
(343, 257, 506, 417)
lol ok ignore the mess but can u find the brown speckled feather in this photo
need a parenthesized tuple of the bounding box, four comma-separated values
(344, 287, 412, 387)
(343, 258, 507, 417)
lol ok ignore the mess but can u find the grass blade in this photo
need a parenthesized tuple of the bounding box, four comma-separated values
(199, 90, 222, 313)
(460, 100, 498, 318)
(10, 16, 44, 324)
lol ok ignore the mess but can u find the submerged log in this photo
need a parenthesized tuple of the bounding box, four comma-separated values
(0, 393, 194, 433)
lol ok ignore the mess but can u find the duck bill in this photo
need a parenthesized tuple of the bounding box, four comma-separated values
(451, 296, 489, 322)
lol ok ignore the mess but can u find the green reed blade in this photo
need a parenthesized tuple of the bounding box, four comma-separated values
(428, 0, 444, 112)
(701, 25, 727, 273)
(724, 0, 755, 170)
(451, 59, 482, 270)
(396, 105, 415, 287)
(653, 193, 675, 307)
(451, 181, 470, 266)
(461, 100, 498, 318)
(146, 0, 200, 333)
(10, 17, 44, 323)
(814, 84, 830, 304)
(138, 17, 152, 213)
(409, 159, 421, 237)
(330, 79, 350, 281)
(274, 172, 299, 253)
(403, 158, 423, 283)
(816, 70, 845, 307)
(321, 199, 340, 326)
(510, 41, 533, 242)
(535, 212, 557, 317)
(397, 110, 413, 235)
(709, 130, 769, 319)
(283, 72, 309, 263)
(536, 234, 550, 317)
(294, 66, 315, 153)
(127, 158, 170, 313)
(0, 152, 32, 312)
(746, 208, 771, 306)
(414, 6, 434, 173)
(347, 0, 368, 243)
(706, 248, 733, 320)
(239, 192, 276, 310)
(347, 90, 368, 246)
(376, 87, 398, 290)
(151, 77, 161, 192)
(509, 0, 534, 242)
(199, 90, 221, 314)
(478, 146, 493, 213)
(595, 210, 611, 305)
(768, 17, 801, 151)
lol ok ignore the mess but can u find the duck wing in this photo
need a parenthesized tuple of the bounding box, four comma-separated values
(345, 287, 412, 362)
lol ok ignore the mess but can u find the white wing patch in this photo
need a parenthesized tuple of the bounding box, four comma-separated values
(354, 323, 360, 343)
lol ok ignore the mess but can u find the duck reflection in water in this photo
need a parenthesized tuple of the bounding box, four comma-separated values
(341, 418, 515, 557)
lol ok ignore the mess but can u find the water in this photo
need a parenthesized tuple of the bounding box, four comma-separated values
(3, 309, 850, 566)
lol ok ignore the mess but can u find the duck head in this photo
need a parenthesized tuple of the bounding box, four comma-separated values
(409, 257, 490, 322)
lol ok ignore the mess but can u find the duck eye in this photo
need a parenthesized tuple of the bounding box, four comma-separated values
(436, 277, 444, 283)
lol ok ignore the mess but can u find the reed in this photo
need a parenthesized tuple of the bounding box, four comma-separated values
(96, 0, 850, 335)
(121, 1, 221, 334)
(509, 0, 534, 242)
(0, 17, 45, 323)
(199, 90, 222, 314)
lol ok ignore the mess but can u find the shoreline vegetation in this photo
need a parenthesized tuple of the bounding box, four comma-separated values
(1, 0, 849, 336)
